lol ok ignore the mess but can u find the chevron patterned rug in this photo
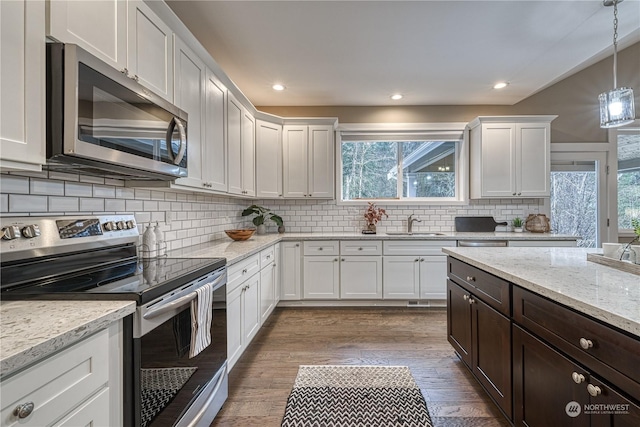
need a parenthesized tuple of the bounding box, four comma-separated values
(281, 365, 433, 427)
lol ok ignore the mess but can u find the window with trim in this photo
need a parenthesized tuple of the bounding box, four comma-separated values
(617, 129, 640, 230)
(339, 131, 463, 202)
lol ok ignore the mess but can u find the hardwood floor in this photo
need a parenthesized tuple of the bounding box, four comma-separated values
(212, 307, 510, 427)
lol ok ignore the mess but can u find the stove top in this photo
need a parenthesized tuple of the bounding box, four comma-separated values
(0, 215, 226, 304)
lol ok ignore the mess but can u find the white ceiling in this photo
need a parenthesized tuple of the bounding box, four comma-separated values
(166, 0, 640, 107)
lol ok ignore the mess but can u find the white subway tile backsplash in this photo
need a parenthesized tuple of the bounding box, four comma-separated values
(65, 182, 93, 197)
(79, 175, 104, 184)
(1, 194, 8, 212)
(116, 187, 135, 199)
(9, 195, 47, 212)
(1, 175, 30, 194)
(105, 199, 126, 212)
(126, 200, 144, 211)
(30, 179, 65, 196)
(93, 185, 116, 198)
(48, 171, 79, 182)
(80, 198, 104, 212)
(135, 189, 151, 200)
(49, 196, 79, 212)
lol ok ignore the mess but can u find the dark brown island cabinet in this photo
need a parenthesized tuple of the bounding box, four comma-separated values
(446, 256, 640, 427)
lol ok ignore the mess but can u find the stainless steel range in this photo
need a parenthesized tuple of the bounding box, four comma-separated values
(0, 215, 228, 427)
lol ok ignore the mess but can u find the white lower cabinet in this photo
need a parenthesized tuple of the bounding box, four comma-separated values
(280, 242, 301, 300)
(303, 256, 340, 299)
(0, 324, 121, 427)
(383, 240, 456, 300)
(339, 241, 382, 299)
(227, 245, 280, 370)
(340, 256, 382, 299)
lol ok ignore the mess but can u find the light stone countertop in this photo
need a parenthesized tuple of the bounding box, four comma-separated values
(168, 231, 579, 265)
(0, 300, 135, 377)
(443, 247, 640, 337)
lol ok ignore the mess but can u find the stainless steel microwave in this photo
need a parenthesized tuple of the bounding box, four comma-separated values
(46, 43, 188, 180)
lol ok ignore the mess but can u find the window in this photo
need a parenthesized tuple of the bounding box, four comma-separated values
(339, 127, 465, 203)
(617, 129, 640, 230)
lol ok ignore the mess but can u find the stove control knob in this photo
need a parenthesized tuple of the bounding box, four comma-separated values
(21, 225, 41, 238)
(117, 221, 126, 230)
(126, 220, 136, 229)
(103, 221, 117, 232)
(1, 225, 21, 240)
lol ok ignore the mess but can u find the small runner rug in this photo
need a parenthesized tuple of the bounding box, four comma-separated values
(281, 365, 433, 427)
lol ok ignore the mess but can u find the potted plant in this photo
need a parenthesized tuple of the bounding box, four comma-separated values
(363, 202, 388, 234)
(512, 217, 524, 232)
(242, 205, 283, 235)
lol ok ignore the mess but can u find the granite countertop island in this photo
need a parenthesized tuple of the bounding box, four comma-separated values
(0, 300, 136, 377)
(442, 247, 640, 338)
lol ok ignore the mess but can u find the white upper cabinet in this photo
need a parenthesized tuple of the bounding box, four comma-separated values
(256, 120, 283, 198)
(173, 36, 205, 188)
(227, 93, 243, 195)
(242, 110, 256, 197)
(283, 124, 335, 199)
(469, 116, 556, 199)
(1, 0, 46, 172)
(227, 92, 255, 197)
(127, 0, 173, 101)
(47, 0, 128, 71)
(203, 68, 228, 192)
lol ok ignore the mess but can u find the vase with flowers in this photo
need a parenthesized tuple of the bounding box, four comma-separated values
(362, 202, 388, 234)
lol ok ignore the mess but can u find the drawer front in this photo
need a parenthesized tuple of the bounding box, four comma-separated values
(383, 240, 456, 256)
(448, 257, 510, 315)
(228, 254, 260, 292)
(340, 240, 382, 256)
(513, 285, 640, 394)
(303, 241, 339, 256)
(260, 245, 275, 269)
(1, 329, 109, 427)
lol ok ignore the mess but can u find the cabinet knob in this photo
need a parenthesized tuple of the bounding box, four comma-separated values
(579, 338, 593, 350)
(334, 258, 338, 262)
(466, 276, 476, 282)
(571, 372, 586, 384)
(587, 384, 602, 397)
(420, 258, 425, 262)
(318, 247, 323, 251)
(517, 192, 521, 196)
(242, 268, 248, 274)
(341, 258, 345, 261)
(358, 247, 363, 251)
(468, 297, 476, 305)
(415, 258, 419, 262)
(13, 402, 34, 419)
(133, 74, 139, 82)
(295, 243, 300, 247)
(463, 294, 469, 301)
(266, 254, 271, 259)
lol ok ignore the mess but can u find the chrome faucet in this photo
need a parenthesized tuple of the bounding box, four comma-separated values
(408, 214, 422, 234)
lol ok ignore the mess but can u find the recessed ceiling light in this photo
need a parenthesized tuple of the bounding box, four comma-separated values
(493, 82, 509, 89)
(391, 94, 403, 100)
(272, 84, 285, 91)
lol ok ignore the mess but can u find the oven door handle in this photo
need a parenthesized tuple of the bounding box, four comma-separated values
(143, 273, 225, 320)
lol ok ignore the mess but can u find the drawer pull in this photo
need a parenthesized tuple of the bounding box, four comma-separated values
(266, 254, 271, 259)
(13, 402, 34, 419)
(466, 276, 476, 282)
(242, 268, 248, 274)
(571, 372, 585, 384)
(587, 384, 602, 397)
(579, 338, 593, 350)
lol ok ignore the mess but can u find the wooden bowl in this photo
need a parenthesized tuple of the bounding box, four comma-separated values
(224, 229, 255, 241)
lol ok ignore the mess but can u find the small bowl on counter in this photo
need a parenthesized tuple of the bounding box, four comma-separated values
(224, 229, 256, 241)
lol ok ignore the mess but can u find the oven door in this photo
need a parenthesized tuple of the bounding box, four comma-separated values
(133, 269, 227, 427)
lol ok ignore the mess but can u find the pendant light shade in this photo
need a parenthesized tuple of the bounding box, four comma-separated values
(599, 87, 635, 128)
(598, 0, 636, 128)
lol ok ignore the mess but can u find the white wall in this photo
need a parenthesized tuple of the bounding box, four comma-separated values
(0, 170, 544, 249)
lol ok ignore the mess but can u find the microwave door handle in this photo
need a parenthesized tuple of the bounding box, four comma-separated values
(143, 272, 225, 320)
(165, 117, 187, 165)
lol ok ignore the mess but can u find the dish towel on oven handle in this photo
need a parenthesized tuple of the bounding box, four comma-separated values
(189, 282, 213, 358)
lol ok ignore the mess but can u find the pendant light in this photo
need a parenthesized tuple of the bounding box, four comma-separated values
(599, 0, 636, 128)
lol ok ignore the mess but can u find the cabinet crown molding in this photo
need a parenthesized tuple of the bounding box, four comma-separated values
(468, 115, 558, 129)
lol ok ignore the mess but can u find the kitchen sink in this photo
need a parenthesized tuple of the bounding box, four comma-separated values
(385, 232, 446, 236)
